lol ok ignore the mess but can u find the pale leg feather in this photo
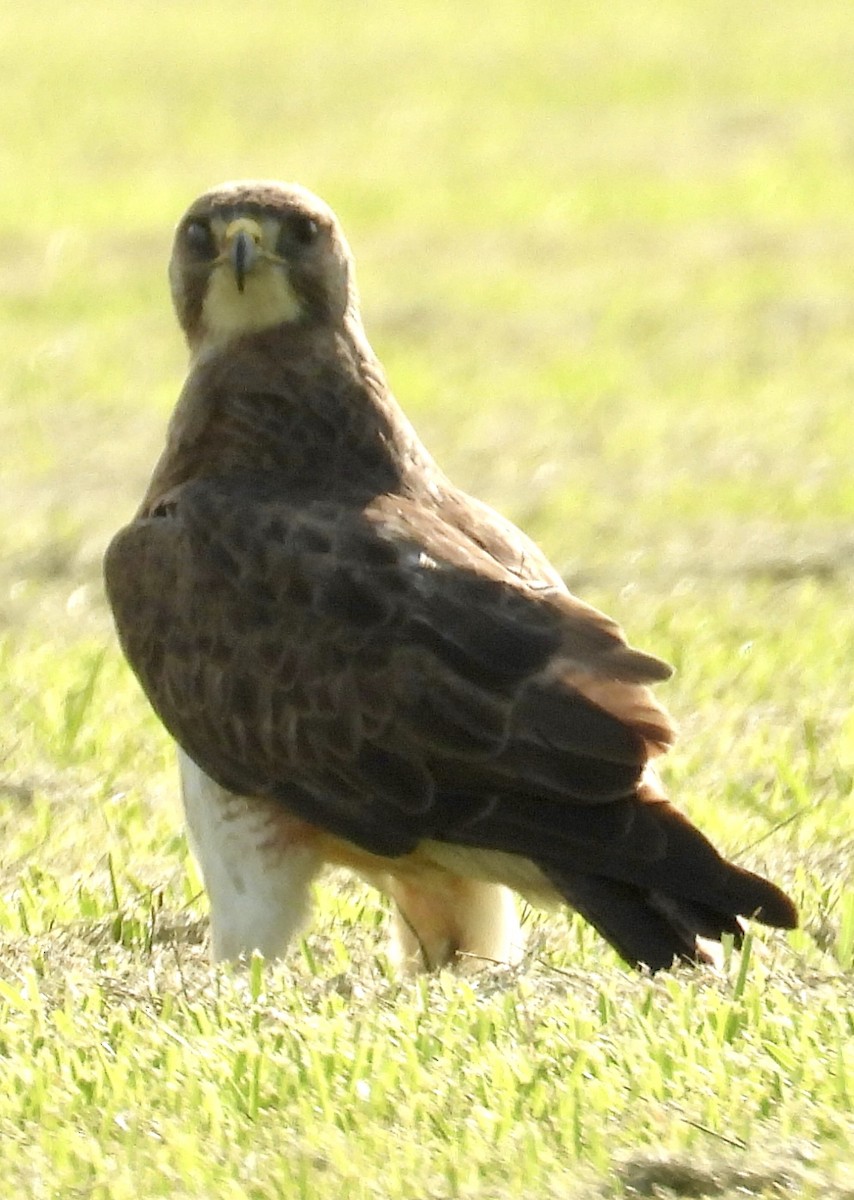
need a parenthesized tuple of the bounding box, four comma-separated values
(179, 750, 322, 962)
(382, 875, 524, 972)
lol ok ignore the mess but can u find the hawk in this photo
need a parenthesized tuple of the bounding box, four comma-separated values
(105, 180, 797, 972)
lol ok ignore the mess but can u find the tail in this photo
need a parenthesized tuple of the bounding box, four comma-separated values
(540, 801, 797, 971)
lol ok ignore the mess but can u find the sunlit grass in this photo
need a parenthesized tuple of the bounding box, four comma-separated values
(1, 1, 853, 1196)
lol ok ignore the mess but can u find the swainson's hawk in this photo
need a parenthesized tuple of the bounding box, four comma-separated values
(105, 181, 797, 972)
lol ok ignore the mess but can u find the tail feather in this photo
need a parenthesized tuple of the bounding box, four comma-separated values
(602, 801, 799, 928)
(541, 820, 797, 971)
(435, 768, 797, 971)
(553, 873, 701, 971)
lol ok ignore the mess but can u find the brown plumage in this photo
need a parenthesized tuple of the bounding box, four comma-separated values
(105, 180, 797, 972)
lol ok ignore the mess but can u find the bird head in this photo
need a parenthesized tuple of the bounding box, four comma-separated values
(168, 180, 357, 355)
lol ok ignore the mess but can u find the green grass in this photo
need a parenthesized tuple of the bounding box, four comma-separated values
(2, 1, 853, 1196)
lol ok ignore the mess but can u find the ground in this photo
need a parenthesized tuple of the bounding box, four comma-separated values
(0, 2, 852, 1197)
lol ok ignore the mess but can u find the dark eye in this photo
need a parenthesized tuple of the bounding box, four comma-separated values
(185, 219, 215, 257)
(289, 214, 319, 246)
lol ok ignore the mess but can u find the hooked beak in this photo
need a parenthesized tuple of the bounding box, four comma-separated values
(223, 218, 263, 293)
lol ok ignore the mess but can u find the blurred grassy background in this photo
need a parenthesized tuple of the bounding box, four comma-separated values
(4, 0, 854, 582)
(1, 2, 853, 1196)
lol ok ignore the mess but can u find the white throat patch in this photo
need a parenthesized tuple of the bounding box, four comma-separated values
(202, 261, 302, 347)
(199, 212, 302, 348)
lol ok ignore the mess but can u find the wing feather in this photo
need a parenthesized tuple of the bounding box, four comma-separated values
(105, 475, 670, 861)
